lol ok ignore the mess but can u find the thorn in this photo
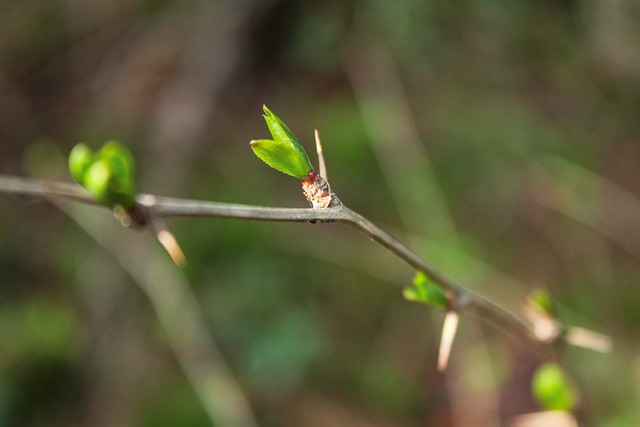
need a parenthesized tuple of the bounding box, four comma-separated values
(566, 326, 612, 353)
(438, 311, 459, 372)
(315, 129, 328, 182)
(155, 222, 187, 268)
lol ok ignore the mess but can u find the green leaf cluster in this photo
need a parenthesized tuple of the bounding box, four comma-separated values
(250, 105, 314, 179)
(532, 363, 578, 411)
(68, 141, 136, 208)
(403, 271, 448, 309)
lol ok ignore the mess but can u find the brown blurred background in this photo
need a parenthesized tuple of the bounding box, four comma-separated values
(1, 0, 640, 426)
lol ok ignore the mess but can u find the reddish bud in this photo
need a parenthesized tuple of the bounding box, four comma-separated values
(307, 171, 317, 180)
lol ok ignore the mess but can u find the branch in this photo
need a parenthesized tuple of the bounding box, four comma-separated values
(0, 175, 98, 204)
(0, 174, 541, 349)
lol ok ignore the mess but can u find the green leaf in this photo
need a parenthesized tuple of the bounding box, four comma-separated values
(68, 143, 95, 184)
(251, 138, 313, 179)
(528, 288, 555, 316)
(251, 106, 313, 179)
(83, 159, 112, 202)
(99, 141, 135, 179)
(532, 363, 578, 411)
(403, 271, 448, 309)
(68, 140, 136, 208)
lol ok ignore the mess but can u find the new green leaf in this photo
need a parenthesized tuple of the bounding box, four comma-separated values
(83, 159, 113, 203)
(68, 143, 95, 185)
(528, 288, 555, 316)
(68, 141, 136, 208)
(250, 106, 313, 179)
(100, 140, 135, 179)
(250, 139, 312, 179)
(403, 271, 448, 309)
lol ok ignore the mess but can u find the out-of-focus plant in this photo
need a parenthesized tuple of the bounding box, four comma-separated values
(68, 141, 136, 209)
(0, 106, 610, 425)
(532, 363, 578, 412)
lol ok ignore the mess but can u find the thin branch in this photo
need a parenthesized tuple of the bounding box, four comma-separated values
(0, 174, 540, 348)
(0, 175, 98, 204)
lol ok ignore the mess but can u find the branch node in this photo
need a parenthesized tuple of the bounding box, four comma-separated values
(301, 174, 340, 209)
(113, 203, 149, 229)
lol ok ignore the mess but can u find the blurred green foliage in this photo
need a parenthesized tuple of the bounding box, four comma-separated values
(404, 271, 448, 309)
(532, 363, 578, 411)
(1, 0, 640, 426)
(69, 141, 136, 208)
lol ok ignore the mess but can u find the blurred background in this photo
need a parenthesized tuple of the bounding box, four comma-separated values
(1, 0, 640, 425)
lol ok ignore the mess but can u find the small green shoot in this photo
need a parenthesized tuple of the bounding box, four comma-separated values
(68, 143, 94, 184)
(250, 105, 314, 179)
(532, 363, 578, 411)
(528, 288, 555, 316)
(403, 271, 448, 309)
(68, 141, 136, 208)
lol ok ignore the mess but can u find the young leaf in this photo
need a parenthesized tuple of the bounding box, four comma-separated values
(251, 106, 313, 179)
(68, 141, 136, 208)
(68, 143, 95, 185)
(403, 271, 448, 309)
(532, 363, 578, 411)
(250, 139, 311, 179)
(83, 159, 113, 203)
(100, 141, 135, 179)
(528, 288, 555, 316)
